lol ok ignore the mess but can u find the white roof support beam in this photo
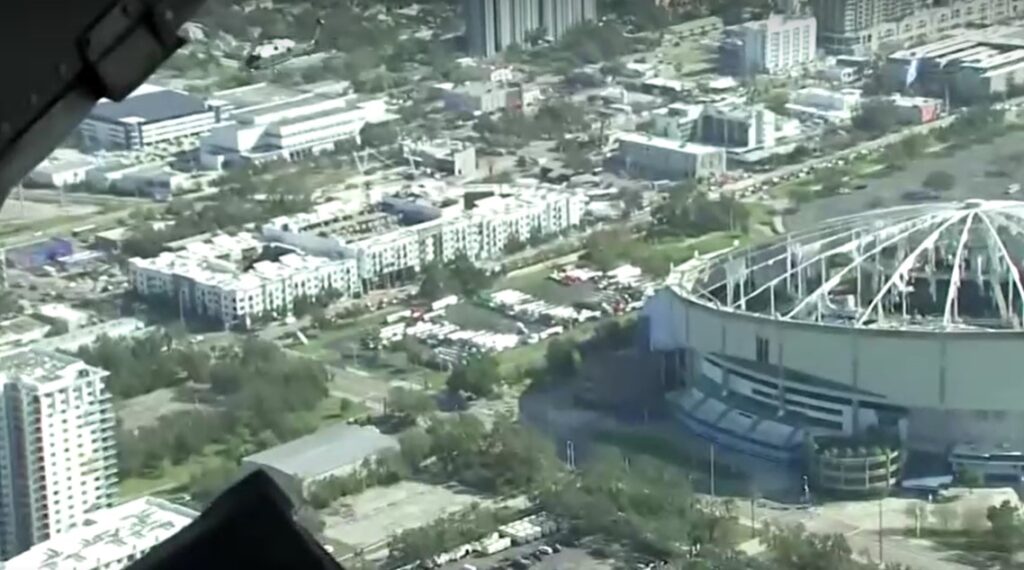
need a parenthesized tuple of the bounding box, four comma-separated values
(978, 212, 1024, 328)
(857, 211, 971, 326)
(733, 214, 940, 311)
(942, 212, 977, 327)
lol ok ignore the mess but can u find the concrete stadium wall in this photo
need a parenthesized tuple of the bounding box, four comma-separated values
(643, 286, 1024, 450)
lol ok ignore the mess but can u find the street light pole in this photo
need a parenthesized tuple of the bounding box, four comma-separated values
(750, 495, 756, 538)
(878, 497, 884, 564)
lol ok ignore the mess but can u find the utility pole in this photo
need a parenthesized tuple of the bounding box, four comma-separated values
(710, 443, 716, 497)
(178, 288, 186, 327)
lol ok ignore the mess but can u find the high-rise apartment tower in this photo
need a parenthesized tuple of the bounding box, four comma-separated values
(0, 350, 117, 560)
(465, 0, 597, 58)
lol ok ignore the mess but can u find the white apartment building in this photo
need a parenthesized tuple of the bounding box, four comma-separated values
(128, 233, 359, 327)
(261, 188, 585, 288)
(438, 192, 584, 263)
(200, 92, 393, 169)
(617, 132, 727, 180)
(0, 350, 117, 560)
(79, 84, 216, 151)
(723, 14, 817, 75)
(5, 496, 196, 570)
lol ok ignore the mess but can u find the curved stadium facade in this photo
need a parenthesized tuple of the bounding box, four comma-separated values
(643, 200, 1024, 470)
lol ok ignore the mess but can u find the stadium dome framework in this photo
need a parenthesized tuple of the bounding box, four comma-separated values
(642, 200, 1024, 472)
(690, 199, 1024, 331)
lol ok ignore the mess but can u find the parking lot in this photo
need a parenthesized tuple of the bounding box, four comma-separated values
(441, 543, 615, 570)
(786, 129, 1024, 230)
(321, 481, 499, 552)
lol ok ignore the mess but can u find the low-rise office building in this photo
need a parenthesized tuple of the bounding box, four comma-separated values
(200, 91, 393, 169)
(786, 86, 863, 122)
(402, 139, 478, 178)
(87, 161, 190, 201)
(79, 84, 216, 151)
(27, 149, 96, 188)
(616, 132, 727, 180)
(439, 82, 512, 114)
(5, 497, 196, 570)
(128, 233, 360, 327)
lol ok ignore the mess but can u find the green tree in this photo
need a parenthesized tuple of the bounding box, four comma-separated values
(447, 354, 501, 398)
(448, 254, 492, 297)
(398, 427, 433, 471)
(545, 338, 580, 380)
(923, 170, 956, 192)
(815, 167, 845, 194)
(387, 387, 437, 421)
(359, 122, 399, 148)
(0, 291, 21, 316)
(852, 100, 900, 137)
(762, 524, 859, 570)
(418, 261, 453, 301)
(189, 457, 238, 506)
(426, 413, 489, 475)
(987, 500, 1022, 554)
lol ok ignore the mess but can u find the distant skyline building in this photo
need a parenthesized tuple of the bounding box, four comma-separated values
(465, 0, 598, 58)
(720, 13, 817, 76)
(0, 350, 118, 560)
(811, 0, 1021, 54)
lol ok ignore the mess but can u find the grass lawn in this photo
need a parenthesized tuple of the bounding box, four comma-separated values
(316, 394, 370, 424)
(650, 231, 747, 265)
(291, 326, 364, 361)
(495, 316, 625, 376)
(119, 448, 226, 501)
(592, 428, 748, 492)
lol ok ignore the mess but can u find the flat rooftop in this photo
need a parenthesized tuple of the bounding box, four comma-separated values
(0, 316, 50, 339)
(617, 132, 722, 154)
(33, 149, 95, 175)
(244, 423, 398, 480)
(209, 81, 354, 112)
(0, 349, 99, 385)
(209, 82, 314, 110)
(7, 497, 196, 570)
(90, 87, 208, 124)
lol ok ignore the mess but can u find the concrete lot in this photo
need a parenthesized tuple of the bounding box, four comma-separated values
(321, 481, 498, 551)
(732, 488, 1020, 570)
(786, 130, 1024, 231)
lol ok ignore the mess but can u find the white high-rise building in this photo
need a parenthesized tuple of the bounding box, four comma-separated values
(464, 0, 597, 57)
(722, 14, 817, 76)
(0, 350, 117, 560)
